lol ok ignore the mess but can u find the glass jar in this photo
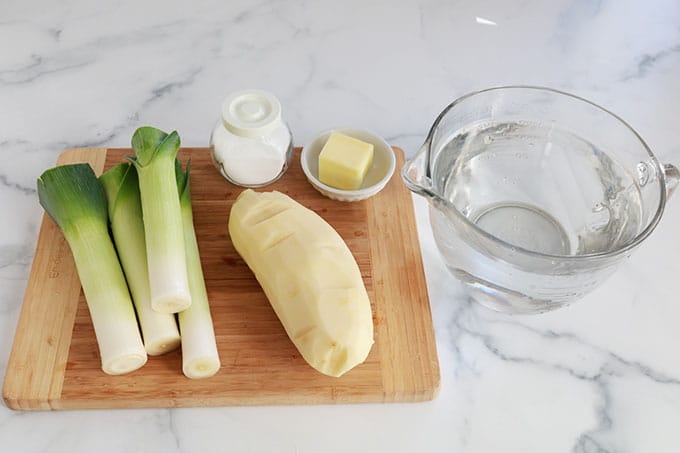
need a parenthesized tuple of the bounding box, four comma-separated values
(210, 89, 293, 187)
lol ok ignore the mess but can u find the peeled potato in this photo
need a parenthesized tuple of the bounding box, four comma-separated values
(228, 189, 374, 377)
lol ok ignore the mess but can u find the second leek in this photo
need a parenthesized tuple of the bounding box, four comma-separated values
(100, 163, 181, 356)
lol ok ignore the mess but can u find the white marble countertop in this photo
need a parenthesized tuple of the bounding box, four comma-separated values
(2, 0, 680, 451)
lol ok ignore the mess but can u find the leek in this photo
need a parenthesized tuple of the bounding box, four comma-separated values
(100, 163, 181, 356)
(37, 164, 147, 375)
(130, 126, 192, 313)
(176, 160, 221, 379)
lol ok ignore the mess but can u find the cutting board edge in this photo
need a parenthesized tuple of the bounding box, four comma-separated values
(2, 148, 107, 411)
(48, 384, 440, 410)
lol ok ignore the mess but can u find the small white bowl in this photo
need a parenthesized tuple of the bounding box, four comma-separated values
(301, 128, 396, 202)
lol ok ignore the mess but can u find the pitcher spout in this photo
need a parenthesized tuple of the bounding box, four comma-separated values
(402, 141, 437, 200)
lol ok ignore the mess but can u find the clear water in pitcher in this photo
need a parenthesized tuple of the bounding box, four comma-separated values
(433, 120, 644, 256)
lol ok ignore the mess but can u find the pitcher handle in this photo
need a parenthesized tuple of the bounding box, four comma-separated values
(664, 163, 680, 198)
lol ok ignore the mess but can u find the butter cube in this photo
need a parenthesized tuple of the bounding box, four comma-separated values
(318, 132, 374, 190)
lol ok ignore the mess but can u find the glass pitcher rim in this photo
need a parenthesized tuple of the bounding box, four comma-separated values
(421, 85, 668, 261)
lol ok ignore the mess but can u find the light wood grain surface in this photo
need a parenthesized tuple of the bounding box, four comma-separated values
(3, 147, 439, 410)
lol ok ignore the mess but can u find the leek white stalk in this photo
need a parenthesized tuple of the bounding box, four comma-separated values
(100, 163, 181, 356)
(37, 164, 147, 375)
(176, 160, 221, 379)
(130, 127, 192, 313)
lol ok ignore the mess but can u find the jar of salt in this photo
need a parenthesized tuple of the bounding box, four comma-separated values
(210, 89, 293, 187)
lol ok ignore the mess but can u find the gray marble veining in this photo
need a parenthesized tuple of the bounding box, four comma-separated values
(1, 0, 680, 452)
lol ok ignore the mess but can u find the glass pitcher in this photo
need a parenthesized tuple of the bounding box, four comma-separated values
(403, 86, 679, 314)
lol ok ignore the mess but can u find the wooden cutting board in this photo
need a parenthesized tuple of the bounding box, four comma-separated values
(3, 146, 439, 410)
